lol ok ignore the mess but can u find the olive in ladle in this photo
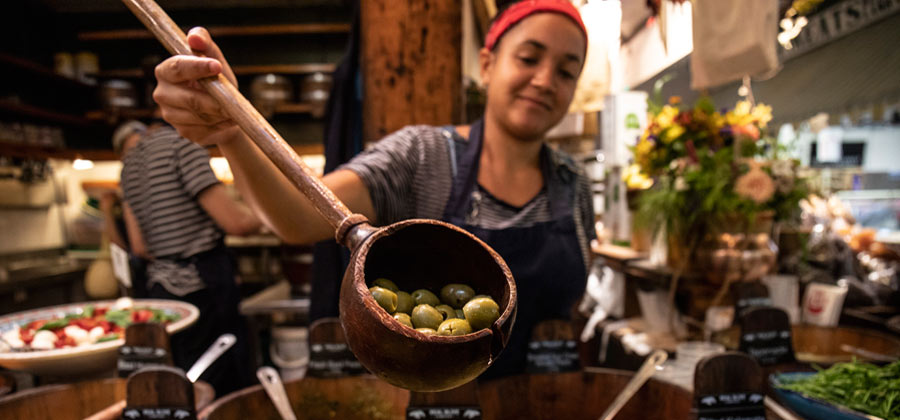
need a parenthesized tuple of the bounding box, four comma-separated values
(441, 284, 475, 308)
(411, 304, 443, 330)
(369, 286, 398, 314)
(463, 297, 500, 331)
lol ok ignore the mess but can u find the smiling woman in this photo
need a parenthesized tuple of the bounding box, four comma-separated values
(151, 0, 596, 381)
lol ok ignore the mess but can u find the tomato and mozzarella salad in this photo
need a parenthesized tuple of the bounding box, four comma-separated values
(1, 302, 181, 351)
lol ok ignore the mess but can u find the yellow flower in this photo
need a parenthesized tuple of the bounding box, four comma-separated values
(662, 124, 685, 143)
(710, 112, 725, 130)
(751, 103, 773, 128)
(726, 100, 754, 126)
(623, 164, 653, 190)
(655, 105, 679, 128)
(635, 137, 654, 158)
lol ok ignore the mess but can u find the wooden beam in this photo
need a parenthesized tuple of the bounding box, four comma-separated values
(79, 23, 351, 41)
(361, 1, 462, 143)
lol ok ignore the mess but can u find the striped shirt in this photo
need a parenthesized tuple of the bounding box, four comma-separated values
(340, 125, 596, 270)
(121, 126, 223, 295)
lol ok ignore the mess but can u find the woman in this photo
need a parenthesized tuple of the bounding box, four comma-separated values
(153, 0, 594, 379)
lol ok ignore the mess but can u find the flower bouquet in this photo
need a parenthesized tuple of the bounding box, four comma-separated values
(630, 96, 808, 285)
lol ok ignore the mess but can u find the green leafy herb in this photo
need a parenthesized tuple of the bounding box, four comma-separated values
(104, 309, 131, 328)
(779, 360, 900, 420)
(96, 333, 120, 343)
(82, 305, 94, 319)
(37, 319, 69, 331)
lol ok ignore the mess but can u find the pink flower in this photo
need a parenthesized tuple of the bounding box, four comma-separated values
(735, 167, 775, 204)
(732, 124, 760, 140)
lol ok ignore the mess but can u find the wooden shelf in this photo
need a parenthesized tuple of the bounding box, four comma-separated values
(0, 101, 94, 127)
(79, 23, 351, 41)
(0, 143, 117, 161)
(84, 108, 157, 121)
(90, 63, 337, 79)
(234, 63, 336, 75)
(0, 53, 94, 91)
(274, 103, 315, 114)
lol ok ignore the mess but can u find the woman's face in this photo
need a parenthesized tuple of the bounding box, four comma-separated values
(481, 13, 586, 140)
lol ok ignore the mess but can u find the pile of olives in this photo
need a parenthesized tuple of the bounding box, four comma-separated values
(367, 278, 500, 336)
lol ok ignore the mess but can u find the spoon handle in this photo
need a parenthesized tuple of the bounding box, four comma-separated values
(598, 349, 668, 420)
(186, 333, 235, 383)
(257, 366, 298, 420)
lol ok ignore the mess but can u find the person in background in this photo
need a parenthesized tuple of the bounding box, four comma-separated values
(152, 0, 594, 379)
(114, 117, 262, 395)
(103, 121, 151, 297)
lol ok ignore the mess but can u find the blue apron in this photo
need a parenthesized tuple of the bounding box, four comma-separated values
(441, 120, 587, 380)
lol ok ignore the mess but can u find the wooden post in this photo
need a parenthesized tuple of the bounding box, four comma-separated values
(361, 0, 462, 143)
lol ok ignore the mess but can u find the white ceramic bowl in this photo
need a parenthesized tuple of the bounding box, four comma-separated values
(0, 299, 198, 377)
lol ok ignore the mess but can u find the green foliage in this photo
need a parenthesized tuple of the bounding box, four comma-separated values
(779, 360, 900, 420)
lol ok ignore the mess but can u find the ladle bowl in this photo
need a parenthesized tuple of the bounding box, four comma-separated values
(120, 0, 518, 392)
(340, 220, 516, 391)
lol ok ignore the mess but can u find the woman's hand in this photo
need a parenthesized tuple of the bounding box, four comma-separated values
(153, 27, 242, 146)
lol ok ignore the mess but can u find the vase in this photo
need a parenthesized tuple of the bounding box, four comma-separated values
(667, 212, 778, 285)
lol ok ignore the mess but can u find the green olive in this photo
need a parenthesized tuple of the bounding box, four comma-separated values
(393, 313, 413, 328)
(373, 278, 399, 292)
(463, 297, 500, 331)
(369, 286, 397, 314)
(435, 304, 457, 320)
(415, 328, 437, 335)
(395, 291, 414, 314)
(440, 284, 476, 308)
(411, 304, 443, 329)
(455, 309, 465, 319)
(411, 289, 440, 306)
(437, 318, 473, 336)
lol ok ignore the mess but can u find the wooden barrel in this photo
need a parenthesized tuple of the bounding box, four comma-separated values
(713, 324, 900, 364)
(199, 376, 410, 420)
(478, 368, 693, 420)
(0, 377, 214, 420)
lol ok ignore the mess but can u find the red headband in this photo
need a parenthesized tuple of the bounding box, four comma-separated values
(485, 0, 588, 51)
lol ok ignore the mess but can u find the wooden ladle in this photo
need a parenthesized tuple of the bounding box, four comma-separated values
(120, 0, 517, 392)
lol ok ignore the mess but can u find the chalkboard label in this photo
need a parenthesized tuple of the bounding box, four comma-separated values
(525, 340, 580, 373)
(733, 282, 773, 319)
(695, 392, 766, 420)
(118, 346, 169, 378)
(739, 307, 795, 366)
(121, 407, 195, 420)
(306, 342, 366, 377)
(406, 406, 482, 420)
(739, 329, 793, 366)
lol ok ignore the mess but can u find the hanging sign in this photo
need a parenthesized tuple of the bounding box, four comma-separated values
(781, 0, 900, 60)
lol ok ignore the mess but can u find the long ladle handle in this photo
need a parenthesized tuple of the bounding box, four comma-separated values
(257, 366, 298, 420)
(597, 349, 668, 420)
(121, 0, 367, 245)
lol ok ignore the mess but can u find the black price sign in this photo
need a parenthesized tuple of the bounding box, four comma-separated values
(406, 406, 482, 420)
(739, 307, 795, 366)
(695, 392, 766, 420)
(739, 329, 793, 366)
(733, 282, 773, 319)
(121, 407, 195, 420)
(306, 342, 366, 378)
(118, 346, 169, 378)
(525, 340, 580, 373)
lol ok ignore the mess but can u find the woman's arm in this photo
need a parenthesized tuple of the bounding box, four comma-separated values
(153, 27, 376, 244)
(122, 202, 150, 259)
